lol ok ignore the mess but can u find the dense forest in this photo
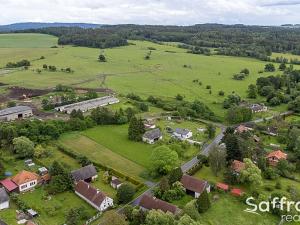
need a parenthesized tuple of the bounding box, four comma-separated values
(19, 24, 300, 60)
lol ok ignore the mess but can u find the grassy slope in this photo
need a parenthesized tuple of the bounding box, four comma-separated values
(1, 34, 298, 119)
(59, 132, 147, 180)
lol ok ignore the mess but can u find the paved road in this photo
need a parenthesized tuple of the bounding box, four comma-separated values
(181, 126, 226, 173)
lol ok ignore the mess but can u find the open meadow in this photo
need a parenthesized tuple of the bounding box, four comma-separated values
(0, 33, 297, 119)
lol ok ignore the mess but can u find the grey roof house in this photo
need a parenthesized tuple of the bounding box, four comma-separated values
(173, 128, 193, 140)
(0, 106, 33, 121)
(71, 164, 98, 183)
(0, 188, 9, 210)
(142, 128, 162, 144)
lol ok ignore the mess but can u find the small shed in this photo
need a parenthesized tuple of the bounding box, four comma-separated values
(231, 188, 244, 197)
(0, 179, 18, 193)
(27, 209, 38, 218)
(216, 183, 229, 191)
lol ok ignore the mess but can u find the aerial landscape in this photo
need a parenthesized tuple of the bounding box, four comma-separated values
(1, 1, 300, 225)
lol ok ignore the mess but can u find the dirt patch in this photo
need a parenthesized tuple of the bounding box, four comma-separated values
(7, 86, 52, 100)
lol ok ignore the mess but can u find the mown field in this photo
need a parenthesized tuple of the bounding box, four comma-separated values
(0, 33, 298, 119)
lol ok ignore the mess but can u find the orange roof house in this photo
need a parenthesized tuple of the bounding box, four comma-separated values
(231, 160, 245, 174)
(235, 125, 252, 134)
(12, 170, 39, 192)
(267, 150, 287, 166)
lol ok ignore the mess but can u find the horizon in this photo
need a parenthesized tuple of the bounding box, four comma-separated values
(1, 0, 300, 26)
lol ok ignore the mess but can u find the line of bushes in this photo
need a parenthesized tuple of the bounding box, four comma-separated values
(54, 143, 145, 190)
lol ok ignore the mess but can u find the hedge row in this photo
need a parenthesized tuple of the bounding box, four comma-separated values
(54, 143, 145, 190)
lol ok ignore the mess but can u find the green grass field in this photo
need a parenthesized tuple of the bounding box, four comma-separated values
(0, 33, 297, 119)
(59, 131, 147, 181)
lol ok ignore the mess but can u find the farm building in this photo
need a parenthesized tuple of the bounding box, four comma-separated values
(75, 181, 113, 211)
(11, 170, 39, 192)
(231, 160, 245, 175)
(173, 128, 192, 140)
(71, 164, 98, 183)
(0, 179, 18, 193)
(55, 96, 119, 114)
(180, 175, 210, 198)
(142, 128, 162, 144)
(0, 106, 33, 121)
(139, 194, 180, 215)
(0, 188, 9, 210)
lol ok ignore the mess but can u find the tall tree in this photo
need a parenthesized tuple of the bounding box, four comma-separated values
(247, 84, 257, 99)
(145, 210, 175, 225)
(13, 136, 34, 158)
(128, 116, 145, 141)
(196, 191, 211, 213)
(209, 145, 227, 176)
(205, 123, 216, 139)
(240, 158, 263, 188)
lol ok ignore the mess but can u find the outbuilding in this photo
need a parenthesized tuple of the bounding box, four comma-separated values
(0, 106, 33, 121)
(142, 128, 162, 144)
(0, 188, 9, 210)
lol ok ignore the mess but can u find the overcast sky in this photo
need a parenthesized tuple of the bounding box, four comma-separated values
(1, 0, 300, 26)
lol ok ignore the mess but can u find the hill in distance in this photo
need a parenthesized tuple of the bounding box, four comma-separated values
(0, 22, 103, 32)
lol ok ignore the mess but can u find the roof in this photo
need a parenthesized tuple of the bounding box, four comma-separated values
(231, 188, 244, 196)
(40, 174, 51, 182)
(0, 106, 32, 117)
(175, 128, 191, 135)
(111, 178, 122, 186)
(180, 175, 208, 194)
(139, 195, 178, 214)
(235, 125, 251, 133)
(216, 183, 229, 191)
(267, 150, 287, 160)
(0, 220, 8, 225)
(71, 164, 97, 182)
(0, 178, 18, 192)
(250, 104, 265, 111)
(143, 128, 162, 140)
(231, 160, 246, 173)
(0, 188, 9, 203)
(26, 221, 37, 225)
(75, 181, 107, 206)
(11, 170, 39, 185)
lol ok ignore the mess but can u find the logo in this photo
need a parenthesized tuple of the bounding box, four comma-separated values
(245, 197, 300, 222)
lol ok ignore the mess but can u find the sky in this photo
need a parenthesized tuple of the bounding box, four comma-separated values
(1, 0, 300, 26)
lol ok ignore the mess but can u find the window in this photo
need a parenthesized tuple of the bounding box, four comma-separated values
(30, 181, 36, 186)
(21, 184, 27, 189)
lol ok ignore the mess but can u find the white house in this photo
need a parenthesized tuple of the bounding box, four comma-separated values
(173, 128, 193, 140)
(0, 188, 9, 210)
(75, 181, 113, 211)
(11, 170, 39, 192)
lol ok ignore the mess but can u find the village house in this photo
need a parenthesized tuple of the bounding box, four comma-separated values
(231, 160, 246, 175)
(0, 188, 9, 210)
(216, 183, 229, 192)
(144, 119, 156, 129)
(139, 194, 180, 215)
(110, 177, 123, 189)
(249, 104, 268, 113)
(0, 106, 33, 122)
(71, 164, 98, 183)
(234, 125, 253, 134)
(173, 128, 193, 140)
(265, 126, 278, 136)
(75, 181, 113, 211)
(38, 167, 51, 184)
(142, 128, 162, 144)
(267, 150, 287, 166)
(180, 175, 210, 198)
(0, 179, 18, 193)
(11, 170, 39, 192)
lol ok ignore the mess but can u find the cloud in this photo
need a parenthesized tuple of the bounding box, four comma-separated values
(0, 0, 299, 25)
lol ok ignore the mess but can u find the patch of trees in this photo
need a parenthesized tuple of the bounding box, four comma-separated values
(232, 68, 250, 80)
(223, 94, 241, 109)
(128, 116, 145, 141)
(6, 59, 30, 68)
(42, 64, 73, 73)
(226, 106, 253, 124)
(24, 24, 300, 61)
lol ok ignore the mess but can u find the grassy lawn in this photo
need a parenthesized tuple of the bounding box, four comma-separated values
(0, 34, 297, 120)
(198, 194, 279, 225)
(82, 125, 154, 168)
(59, 131, 146, 181)
(19, 187, 97, 225)
(0, 203, 19, 225)
(92, 171, 117, 197)
(171, 194, 194, 209)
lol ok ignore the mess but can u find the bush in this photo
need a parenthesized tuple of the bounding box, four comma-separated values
(116, 183, 136, 204)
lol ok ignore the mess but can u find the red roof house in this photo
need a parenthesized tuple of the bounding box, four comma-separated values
(231, 188, 244, 197)
(235, 125, 252, 134)
(180, 175, 210, 198)
(231, 160, 246, 174)
(0, 179, 18, 192)
(139, 195, 180, 215)
(216, 183, 229, 191)
(267, 150, 287, 166)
